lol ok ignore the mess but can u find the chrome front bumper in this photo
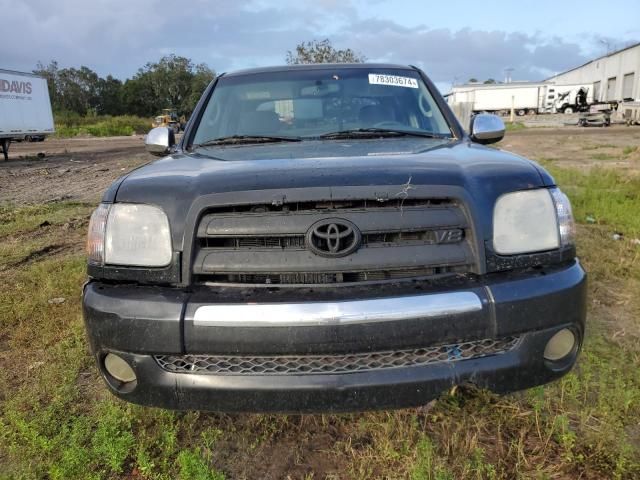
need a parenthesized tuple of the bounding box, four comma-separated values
(192, 291, 482, 327)
(83, 261, 587, 412)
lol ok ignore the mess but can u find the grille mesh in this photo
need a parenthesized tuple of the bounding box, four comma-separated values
(194, 197, 472, 285)
(196, 265, 468, 285)
(201, 229, 464, 250)
(154, 337, 519, 376)
(202, 198, 454, 215)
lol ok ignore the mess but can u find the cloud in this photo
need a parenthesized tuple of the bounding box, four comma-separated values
(340, 26, 588, 83)
(1, 0, 357, 74)
(0, 0, 625, 90)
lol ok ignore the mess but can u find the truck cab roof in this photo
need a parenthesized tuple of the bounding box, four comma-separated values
(223, 63, 416, 78)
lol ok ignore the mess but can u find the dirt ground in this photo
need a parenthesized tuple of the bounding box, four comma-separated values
(0, 135, 153, 204)
(501, 125, 640, 170)
(1, 127, 639, 206)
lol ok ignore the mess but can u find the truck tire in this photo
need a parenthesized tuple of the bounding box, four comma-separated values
(563, 106, 574, 114)
(527, 109, 537, 116)
(516, 109, 526, 116)
(1, 138, 10, 161)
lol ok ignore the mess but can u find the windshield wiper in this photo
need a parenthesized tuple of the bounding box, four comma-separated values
(316, 128, 451, 140)
(192, 135, 302, 148)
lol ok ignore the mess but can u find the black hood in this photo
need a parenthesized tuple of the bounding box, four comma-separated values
(115, 138, 548, 197)
(107, 137, 552, 248)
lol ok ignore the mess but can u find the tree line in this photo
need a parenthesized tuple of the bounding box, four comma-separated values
(467, 78, 498, 84)
(286, 39, 365, 64)
(34, 55, 215, 117)
(33, 40, 366, 118)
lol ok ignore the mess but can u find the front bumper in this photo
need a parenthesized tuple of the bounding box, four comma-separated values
(82, 261, 587, 413)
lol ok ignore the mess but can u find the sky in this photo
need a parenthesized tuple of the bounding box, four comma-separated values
(2, 0, 639, 92)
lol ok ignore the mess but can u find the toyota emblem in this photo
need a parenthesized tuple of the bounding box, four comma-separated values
(306, 218, 362, 257)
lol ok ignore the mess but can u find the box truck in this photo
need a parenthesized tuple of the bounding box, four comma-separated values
(0, 69, 54, 160)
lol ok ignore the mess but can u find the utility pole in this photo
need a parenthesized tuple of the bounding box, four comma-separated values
(504, 68, 514, 84)
(510, 96, 515, 123)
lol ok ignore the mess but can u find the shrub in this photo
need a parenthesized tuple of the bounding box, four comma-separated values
(53, 114, 151, 138)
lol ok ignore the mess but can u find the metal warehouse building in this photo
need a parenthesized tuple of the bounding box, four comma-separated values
(546, 42, 640, 102)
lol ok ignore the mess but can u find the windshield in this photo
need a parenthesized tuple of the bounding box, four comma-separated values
(191, 68, 453, 145)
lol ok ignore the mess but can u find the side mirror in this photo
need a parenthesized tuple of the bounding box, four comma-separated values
(469, 114, 505, 144)
(145, 127, 176, 156)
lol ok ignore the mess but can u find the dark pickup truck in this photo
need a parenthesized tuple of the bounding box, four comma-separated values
(82, 64, 586, 412)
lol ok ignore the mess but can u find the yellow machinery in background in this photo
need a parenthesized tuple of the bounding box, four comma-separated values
(152, 109, 185, 133)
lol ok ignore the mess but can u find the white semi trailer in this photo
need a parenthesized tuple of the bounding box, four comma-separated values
(448, 82, 594, 116)
(0, 69, 54, 160)
(448, 83, 550, 116)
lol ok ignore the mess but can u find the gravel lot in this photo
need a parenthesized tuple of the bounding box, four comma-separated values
(1, 126, 639, 206)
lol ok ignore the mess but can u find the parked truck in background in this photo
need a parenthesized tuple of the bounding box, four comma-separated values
(447, 82, 594, 116)
(548, 84, 593, 114)
(448, 83, 550, 116)
(0, 69, 54, 160)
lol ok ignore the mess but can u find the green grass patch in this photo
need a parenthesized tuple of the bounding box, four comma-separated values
(589, 152, 617, 161)
(504, 122, 526, 131)
(178, 449, 226, 480)
(0, 256, 227, 479)
(581, 143, 616, 150)
(623, 146, 638, 156)
(0, 202, 93, 238)
(54, 114, 152, 138)
(410, 437, 455, 479)
(546, 166, 640, 237)
(0, 202, 93, 266)
(0, 256, 86, 347)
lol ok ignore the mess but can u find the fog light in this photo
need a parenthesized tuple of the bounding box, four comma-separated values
(104, 353, 136, 383)
(544, 329, 576, 361)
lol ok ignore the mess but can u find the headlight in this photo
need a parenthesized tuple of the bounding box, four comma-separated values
(493, 188, 573, 255)
(549, 188, 575, 247)
(87, 203, 172, 267)
(87, 203, 110, 265)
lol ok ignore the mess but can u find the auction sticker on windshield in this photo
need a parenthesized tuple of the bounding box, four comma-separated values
(368, 74, 419, 88)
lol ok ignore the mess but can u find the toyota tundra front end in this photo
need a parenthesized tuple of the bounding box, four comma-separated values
(82, 64, 586, 412)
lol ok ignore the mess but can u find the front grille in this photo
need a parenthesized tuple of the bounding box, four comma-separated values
(201, 198, 453, 215)
(192, 195, 476, 285)
(196, 265, 468, 285)
(201, 228, 465, 250)
(154, 336, 519, 375)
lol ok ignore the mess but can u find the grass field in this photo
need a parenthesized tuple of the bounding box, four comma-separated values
(1, 153, 639, 478)
(53, 113, 152, 138)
